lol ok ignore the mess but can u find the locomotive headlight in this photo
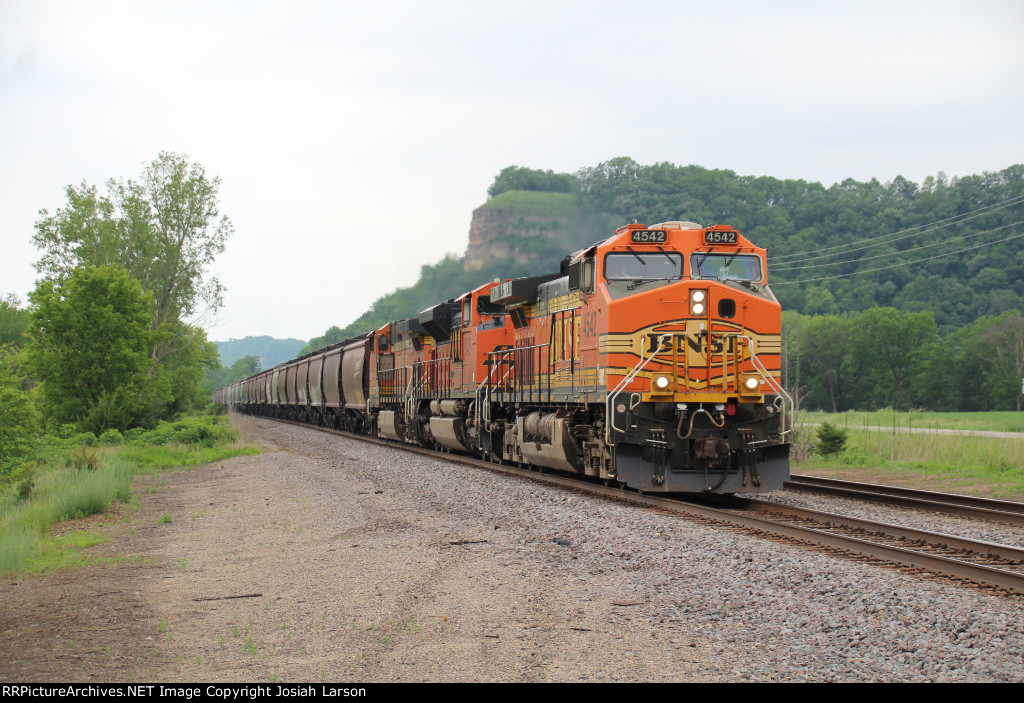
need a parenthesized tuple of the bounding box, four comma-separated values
(653, 374, 672, 391)
(690, 289, 708, 316)
(740, 374, 761, 394)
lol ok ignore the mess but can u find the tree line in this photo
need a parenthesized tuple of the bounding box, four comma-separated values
(562, 158, 1024, 330)
(467, 159, 1024, 332)
(784, 308, 1024, 413)
(301, 159, 1024, 411)
(1, 153, 237, 469)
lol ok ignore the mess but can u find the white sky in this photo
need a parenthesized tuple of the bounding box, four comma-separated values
(2, 0, 1022, 342)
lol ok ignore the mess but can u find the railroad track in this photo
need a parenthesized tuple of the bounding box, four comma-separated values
(733, 497, 1024, 594)
(253, 415, 1024, 595)
(785, 474, 1024, 526)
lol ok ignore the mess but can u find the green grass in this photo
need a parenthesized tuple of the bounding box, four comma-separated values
(119, 444, 258, 474)
(800, 409, 1024, 433)
(0, 414, 258, 577)
(0, 458, 134, 575)
(795, 424, 1024, 500)
(479, 190, 581, 216)
(26, 530, 111, 573)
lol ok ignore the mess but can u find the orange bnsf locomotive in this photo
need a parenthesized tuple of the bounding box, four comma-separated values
(218, 221, 792, 493)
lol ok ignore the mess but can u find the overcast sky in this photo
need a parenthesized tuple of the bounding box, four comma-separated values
(2, 0, 1022, 343)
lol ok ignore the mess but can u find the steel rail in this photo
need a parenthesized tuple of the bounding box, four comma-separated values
(786, 474, 1024, 526)
(250, 415, 1024, 595)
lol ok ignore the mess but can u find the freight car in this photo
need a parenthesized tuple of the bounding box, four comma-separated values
(218, 221, 792, 493)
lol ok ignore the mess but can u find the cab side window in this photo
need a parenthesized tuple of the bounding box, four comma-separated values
(569, 257, 596, 293)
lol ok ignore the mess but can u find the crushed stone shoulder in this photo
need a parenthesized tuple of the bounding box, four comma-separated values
(1, 418, 1021, 682)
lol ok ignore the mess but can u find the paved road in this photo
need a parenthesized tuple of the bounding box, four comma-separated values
(798, 423, 1024, 439)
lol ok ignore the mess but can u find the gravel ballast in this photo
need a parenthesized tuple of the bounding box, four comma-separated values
(2, 416, 1021, 682)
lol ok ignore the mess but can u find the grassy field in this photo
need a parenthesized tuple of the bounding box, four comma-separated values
(0, 413, 259, 577)
(794, 412, 1024, 500)
(799, 409, 1024, 433)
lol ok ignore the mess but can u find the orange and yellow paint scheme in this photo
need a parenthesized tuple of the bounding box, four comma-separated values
(488, 221, 791, 492)
(224, 221, 790, 494)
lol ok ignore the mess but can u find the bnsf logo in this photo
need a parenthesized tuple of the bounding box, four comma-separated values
(644, 333, 744, 356)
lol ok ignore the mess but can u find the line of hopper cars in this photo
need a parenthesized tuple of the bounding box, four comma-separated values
(216, 220, 792, 494)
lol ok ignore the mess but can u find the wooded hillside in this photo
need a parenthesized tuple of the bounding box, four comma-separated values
(301, 160, 1024, 411)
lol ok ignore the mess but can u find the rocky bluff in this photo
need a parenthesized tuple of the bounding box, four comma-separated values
(462, 192, 588, 272)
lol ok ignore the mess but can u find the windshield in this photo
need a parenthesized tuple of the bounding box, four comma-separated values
(604, 251, 683, 281)
(690, 253, 763, 282)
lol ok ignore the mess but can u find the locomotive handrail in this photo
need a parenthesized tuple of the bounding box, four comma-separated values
(606, 333, 671, 445)
(505, 342, 549, 405)
(409, 361, 431, 399)
(476, 356, 501, 430)
(413, 356, 453, 398)
(475, 353, 515, 433)
(386, 364, 415, 419)
(738, 334, 793, 441)
(378, 365, 411, 406)
(489, 349, 518, 405)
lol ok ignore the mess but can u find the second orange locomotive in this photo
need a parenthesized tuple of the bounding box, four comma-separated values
(220, 220, 792, 494)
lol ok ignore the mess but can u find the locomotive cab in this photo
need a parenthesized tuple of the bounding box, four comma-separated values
(595, 221, 791, 493)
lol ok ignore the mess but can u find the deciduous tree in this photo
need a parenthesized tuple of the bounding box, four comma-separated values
(24, 266, 155, 433)
(32, 151, 232, 359)
(802, 315, 852, 413)
(853, 307, 937, 411)
(0, 294, 30, 348)
(31, 152, 229, 416)
(0, 345, 40, 467)
(971, 310, 1024, 411)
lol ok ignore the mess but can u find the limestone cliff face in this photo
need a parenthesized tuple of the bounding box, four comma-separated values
(463, 206, 586, 272)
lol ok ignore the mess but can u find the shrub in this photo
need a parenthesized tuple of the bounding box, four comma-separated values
(816, 422, 848, 455)
(132, 416, 236, 448)
(55, 424, 80, 440)
(17, 477, 34, 501)
(98, 429, 124, 445)
(67, 447, 101, 471)
(68, 432, 98, 447)
(124, 427, 148, 442)
(9, 463, 36, 501)
(0, 384, 41, 466)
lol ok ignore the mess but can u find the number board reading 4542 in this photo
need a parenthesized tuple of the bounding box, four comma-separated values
(704, 230, 738, 245)
(630, 229, 667, 244)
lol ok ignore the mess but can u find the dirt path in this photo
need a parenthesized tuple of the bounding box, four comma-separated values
(0, 421, 714, 683)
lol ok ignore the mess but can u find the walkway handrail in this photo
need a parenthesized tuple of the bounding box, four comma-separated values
(605, 334, 670, 445)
